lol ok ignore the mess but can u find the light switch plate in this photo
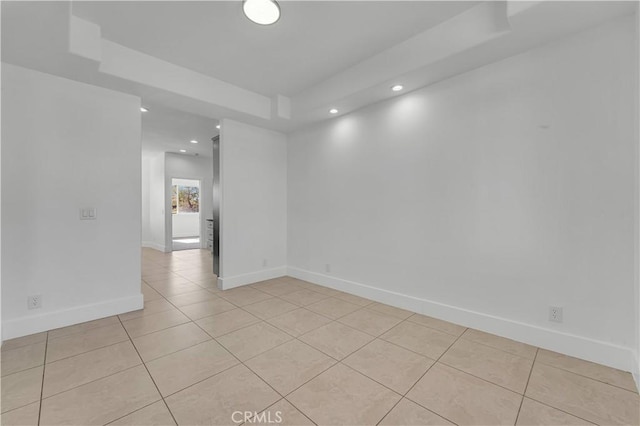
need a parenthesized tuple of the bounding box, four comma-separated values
(80, 208, 97, 220)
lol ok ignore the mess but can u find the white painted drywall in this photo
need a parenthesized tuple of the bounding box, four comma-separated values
(99, 39, 272, 120)
(164, 153, 213, 249)
(1, 8, 3, 345)
(288, 16, 637, 370)
(634, 6, 640, 388)
(172, 214, 200, 238)
(144, 152, 167, 252)
(1, 64, 143, 339)
(219, 119, 287, 288)
(141, 155, 152, 245)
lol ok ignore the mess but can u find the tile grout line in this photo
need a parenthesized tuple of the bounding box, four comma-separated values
(452, 329, 637, 395)
(0, 345, 47, 378)
(253, 298, 457, 421)
(151, 254, 636, 424)
(137, 291, 247, 402)
(0, 366, 52, 416)
(262, 310, 334, 338)
(455, 334, 537, 361)
(519, 346, 603, 424)
(257, 281, 636, 397)
(105, 400, 171, 426)
(320, 304, 582, 405)
(514, 347, 539, 425)
(435, 361, 528, 396)
(36, 330, 49, 426)
(156, 286, 305, 412)
(46, 319, 122, 342)
(392, 320, 470, 426)
(43, 336, 131, 366)
(0, 336, 47, 354)
(182, 312, 298, 424)
(532, 359, 640, 394)
(305, 300, 365, 320)
(133, 332, 212, 364)
(253, 397, 318, 426)
(380, 318, 639, 397)
(217, 297, 373, 423)
(115, 315, 180, 426)
(136, 300, 254, 366)
(8, 254, 216, 423)
(21, 249, 634, 425)
(155, 362, 240, 400)
(246, 303, 450, 425)
(40, 363, 143, 402)
(523, 395, 598, 425)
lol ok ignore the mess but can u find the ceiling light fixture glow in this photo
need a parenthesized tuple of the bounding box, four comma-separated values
(243, 0, 281, 25)
(140, 107, 148, 112)
(179, 149, 186, 153)
(391, 85, 404, 92)
(216, 125, 221, 129)
(329, 108, 339, 114)
(190, 140, 198, 144)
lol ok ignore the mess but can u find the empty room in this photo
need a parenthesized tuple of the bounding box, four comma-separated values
(1, 1, 639, 425)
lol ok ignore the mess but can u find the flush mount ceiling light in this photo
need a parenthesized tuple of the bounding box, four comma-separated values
(243, 0, 280, 25)
(179, 149, 186, 153)
(140, 107, 148, 112)
(216, 124, 221, 129)
(329, 108, 339, 114)
(391, 85, 404, 92)
(190, 140, 199, 144)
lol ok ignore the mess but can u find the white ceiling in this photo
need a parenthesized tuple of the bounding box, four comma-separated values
(72, 1, 478, 97)
(141, 104, 219, 158)
(1, 0, 637, 156)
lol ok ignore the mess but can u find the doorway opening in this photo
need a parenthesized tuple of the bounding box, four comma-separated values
(171, 178, 201, 250)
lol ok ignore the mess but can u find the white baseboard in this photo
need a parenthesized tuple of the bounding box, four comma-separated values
(287, 266, 636, 374)
(142, 241, 167, 252)
(2, 293, 144, 341)
(219, 267, 287, 290)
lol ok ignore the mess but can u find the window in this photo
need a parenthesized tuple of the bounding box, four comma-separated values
(172, 184, 200, 214)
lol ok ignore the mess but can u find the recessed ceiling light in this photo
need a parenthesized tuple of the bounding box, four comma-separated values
(179, 149, 186, 153)
(329, 108, 338, 114)
(391, 85, 403, 92)
(190, 140, 198, 144)
(243, 0, 280, 25)
(140, 107, 148, 112)
(216, 125, 221, 129)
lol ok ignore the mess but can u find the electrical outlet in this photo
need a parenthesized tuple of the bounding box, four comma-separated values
(325, 263, 331, 273)
(27, 295, 42, 310)
(549, 306, 563, 323)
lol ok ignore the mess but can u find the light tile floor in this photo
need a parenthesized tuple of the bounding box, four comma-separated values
(1, 248, 638, 425)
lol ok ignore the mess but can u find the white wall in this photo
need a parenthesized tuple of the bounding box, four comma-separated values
(1, 8, 3, 344)
(634, 6, 640, 387)
(1, 64, 143, 339)
(219, 119, 287, 288)
(141, 155, 152, 244)
(164, 153, 213, 248)
(172, 214, 200, 238)
(288, 16, 637, 371)
(142, 152, 167, 252)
